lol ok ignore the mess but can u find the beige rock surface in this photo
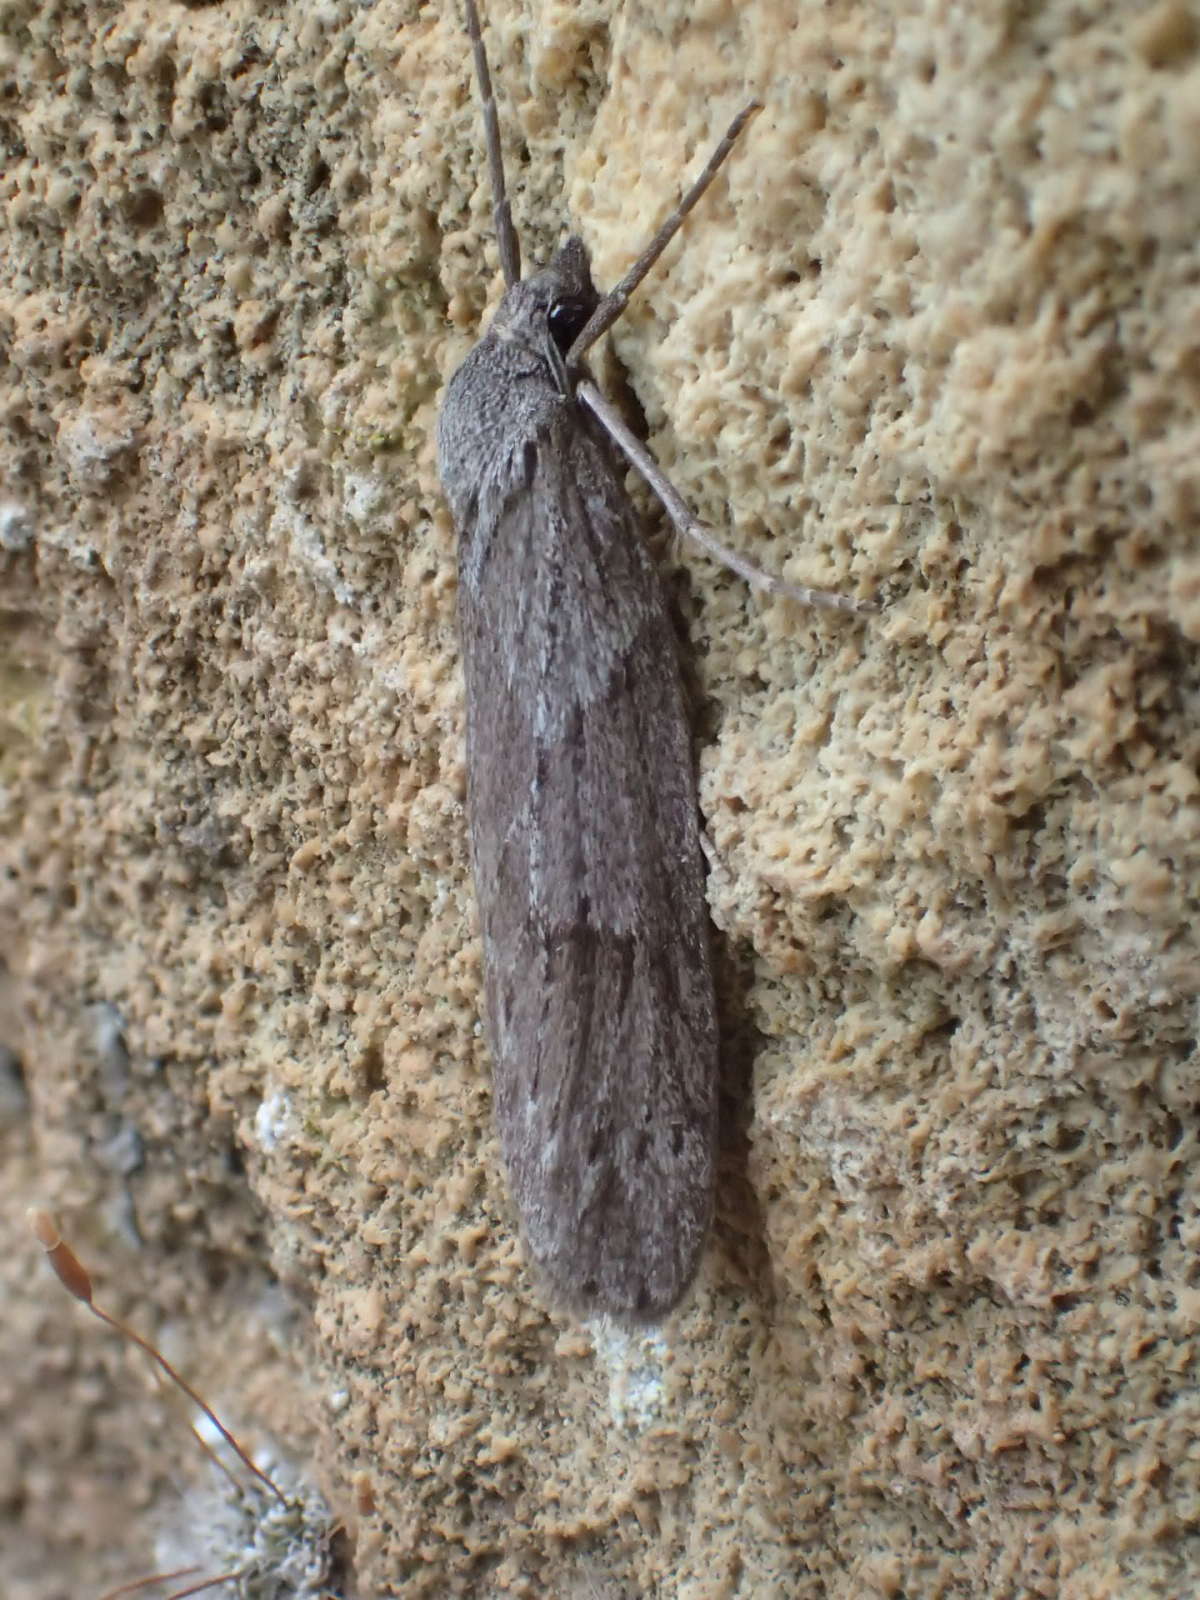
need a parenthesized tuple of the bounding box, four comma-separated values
(4, 0, 1200, 1595)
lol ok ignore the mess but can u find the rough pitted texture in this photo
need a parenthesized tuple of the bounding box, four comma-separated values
(3, 0, 1199, 1596)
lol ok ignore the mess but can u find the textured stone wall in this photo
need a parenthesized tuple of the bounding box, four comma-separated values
(4, 0, 1199, 1595)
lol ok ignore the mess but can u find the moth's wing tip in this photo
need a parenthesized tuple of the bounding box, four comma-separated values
(530, 1238, 704, 1326)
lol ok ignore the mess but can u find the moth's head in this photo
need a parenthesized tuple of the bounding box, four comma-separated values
(490, 235, 600, 360)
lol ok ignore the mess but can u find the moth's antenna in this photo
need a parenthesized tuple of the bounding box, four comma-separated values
(567, 101, 762, 365)
(462, 0, 521, 288)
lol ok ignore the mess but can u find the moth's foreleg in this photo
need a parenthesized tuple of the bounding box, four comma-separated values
(578, 380, 874, 616)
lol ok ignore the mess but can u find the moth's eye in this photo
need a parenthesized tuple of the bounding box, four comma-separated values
(547, 296, 590, 354)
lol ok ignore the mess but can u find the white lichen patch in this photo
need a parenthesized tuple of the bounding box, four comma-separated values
(152, 1441, 337, 1600)
(588, 1319, 670, 1432)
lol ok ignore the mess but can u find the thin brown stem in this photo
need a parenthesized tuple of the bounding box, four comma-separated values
(161, 1569, 247, 1599)
(89, 1303, 288, 1507)
(98, 1567, 203, 1600)
(28, 1209, 288, 1507)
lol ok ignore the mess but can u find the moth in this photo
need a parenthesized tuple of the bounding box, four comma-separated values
(436, 0, 863, 1322)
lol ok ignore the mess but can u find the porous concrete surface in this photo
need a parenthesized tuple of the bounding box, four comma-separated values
(3, 0, 1200, 1595)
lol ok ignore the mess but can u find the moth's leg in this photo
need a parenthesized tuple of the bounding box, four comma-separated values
(566, 102, 761, 365)
(578, 380, 873, 615)
(463, 0, 521, 288)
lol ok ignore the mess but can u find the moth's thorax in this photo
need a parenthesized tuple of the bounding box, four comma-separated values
(436, 235, 603, 532)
